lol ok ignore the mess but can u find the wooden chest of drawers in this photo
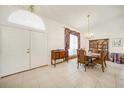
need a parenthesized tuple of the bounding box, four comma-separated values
(51, 49, 68, 67)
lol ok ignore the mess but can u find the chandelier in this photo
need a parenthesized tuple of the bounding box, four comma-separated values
(84, 15, 94, 39)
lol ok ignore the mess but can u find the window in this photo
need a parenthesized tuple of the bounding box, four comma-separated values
(8, 10, 46, 31)
(69, 34, 78, 56)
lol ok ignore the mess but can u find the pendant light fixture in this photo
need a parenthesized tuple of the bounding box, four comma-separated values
(84, 15, 94, 39)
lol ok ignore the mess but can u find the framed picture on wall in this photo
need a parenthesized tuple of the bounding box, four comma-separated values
(112, 38, 123, 47)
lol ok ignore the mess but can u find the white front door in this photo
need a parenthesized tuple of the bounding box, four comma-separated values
(30, 32, 47, 68)
(0, 27, 30, 76)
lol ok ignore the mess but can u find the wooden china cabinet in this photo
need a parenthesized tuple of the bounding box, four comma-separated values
(89, 38, 109, 59)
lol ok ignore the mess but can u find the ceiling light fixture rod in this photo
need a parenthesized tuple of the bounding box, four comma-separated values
(87, 15, 90, 33)
(84, 14, 94, 39)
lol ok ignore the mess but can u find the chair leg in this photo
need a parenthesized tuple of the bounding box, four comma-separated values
(77, 63, 79, 69)
(87, 63, 89, 68)
(102, 64, 104, 72)
(84, 65, 86, 72)
(104, 61, 107, 67)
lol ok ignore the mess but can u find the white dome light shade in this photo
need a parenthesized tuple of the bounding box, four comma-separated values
(8, 10, 46, 31)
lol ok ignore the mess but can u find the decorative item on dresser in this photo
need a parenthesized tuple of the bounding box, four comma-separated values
(89, 38, 109, 60)
(51, 49, 68, 67)
(109, 53, 124, 64)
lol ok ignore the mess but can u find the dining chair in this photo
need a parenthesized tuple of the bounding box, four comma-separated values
(103, 51, 107, 67)
(77, 49, 89, 72)
(93, 51, 107, 72)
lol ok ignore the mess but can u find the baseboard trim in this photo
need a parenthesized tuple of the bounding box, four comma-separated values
(1, 64, 48, 78)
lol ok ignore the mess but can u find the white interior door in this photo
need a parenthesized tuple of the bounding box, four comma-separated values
(30, 32, 47, 68)
(0, 27, 30, 76)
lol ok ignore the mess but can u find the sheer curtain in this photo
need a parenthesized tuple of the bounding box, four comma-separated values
(69, 34, 78, 56)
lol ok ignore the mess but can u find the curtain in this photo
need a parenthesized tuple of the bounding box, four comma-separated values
(64, 28, 70, 50)
(64, 27, 80, 56)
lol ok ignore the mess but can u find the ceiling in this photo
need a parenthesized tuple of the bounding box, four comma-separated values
(21, 5, 124, 32)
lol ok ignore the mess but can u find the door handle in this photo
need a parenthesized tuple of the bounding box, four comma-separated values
(27, 51, 30, 53)
(26, 49, 30, 53)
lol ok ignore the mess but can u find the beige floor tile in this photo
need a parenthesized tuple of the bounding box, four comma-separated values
(0, 59, 124, 88)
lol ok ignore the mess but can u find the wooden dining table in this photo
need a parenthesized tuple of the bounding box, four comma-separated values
(86, 52, 101, 63)
(86, 52, 100, 58)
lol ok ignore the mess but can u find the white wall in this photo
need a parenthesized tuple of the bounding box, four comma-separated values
(0, 6, 79, 65)
(81, 15, 124, 53)
(44, 16, 80, 64)
(43, 18, 65, 64)
(1, 6, 124, 67)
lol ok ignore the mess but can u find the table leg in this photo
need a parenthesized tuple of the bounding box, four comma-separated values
(89, 56, 93, 63)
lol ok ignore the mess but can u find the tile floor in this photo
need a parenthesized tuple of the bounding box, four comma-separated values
(0, 59, 124, 88)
